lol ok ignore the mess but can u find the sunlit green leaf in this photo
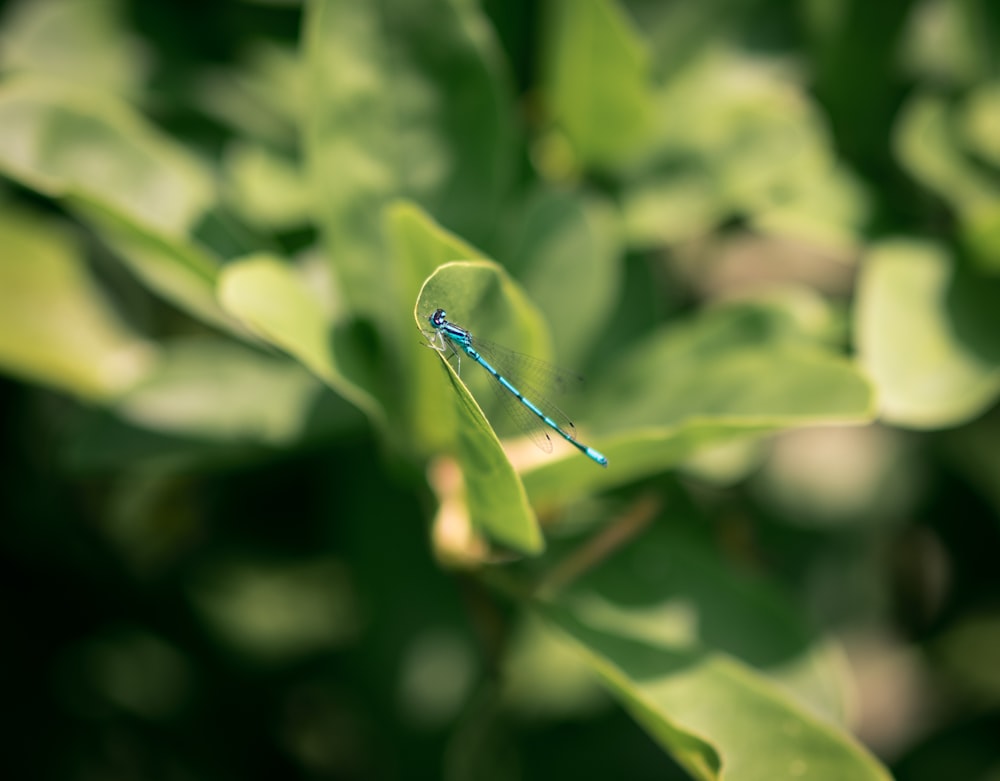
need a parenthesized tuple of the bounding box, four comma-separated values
(621, 48, 868, 249)
(0, 208, 155, 400)
(0, 0, 149, 95)
(303, 0, 515, 320)
(622, 170, 724, 246)
(551, 522, 852, 723)
(387, 202, 484, 455)
(523, 301, 875, 506)
(896, 91, 1000, 273)
(415, 261, 552, 554)
(0, 78, 214, 235)
(621, 0, 746, 79)
(73, 198, 240, 333)
(540, 606, 892, 781)
(960, 81, 1000, 168)
(222, 142, 311, 230)
(895, 91, 1000, 210)
(506, 189, 623, 365)
(193, 41, 304, 146)
(540, 0, 653, 171)
(115, 337, 327, 445)
(855, 239, 1000, 428)
(218, 253, 386, 429)
(0, 78, 240, 330)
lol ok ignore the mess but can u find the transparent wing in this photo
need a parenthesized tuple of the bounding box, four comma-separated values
(485, 372, 557, 452)
(470, 336, 582, 449)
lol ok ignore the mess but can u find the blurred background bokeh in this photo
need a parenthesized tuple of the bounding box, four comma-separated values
(2, 0, 1000, 779)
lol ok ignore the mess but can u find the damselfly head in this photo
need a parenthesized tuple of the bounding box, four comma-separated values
(430, 309, 447, 328)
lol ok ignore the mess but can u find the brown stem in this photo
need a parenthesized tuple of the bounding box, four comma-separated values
(535, 493, 661, 597)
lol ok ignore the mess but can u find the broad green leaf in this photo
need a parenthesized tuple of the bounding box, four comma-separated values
(621, 0, 749, 79)
(500, 611, 608, 719)
(415, 261, 552, 554)
(63, 388, 360, 475)
(222, 142, 311, 230)
(115, 337, 327, 445)
(193, 41, 304, 146)
(217, 254, 386, 430)
(386, 202, 484, 455)
(895, 91, 1000, 211)
(855, 239, 1000, 428)
(622, 49, 867, 249)
(0, 208, 155, 400)
(750, 165, 869, 253)
(960, 202, 1000, 274)
(540, 0, 653, 171)
(590, 332, 869, 434)
(896, 91, 1000, 273)
(303, 0, 515, 320)
(540, 607, 892, 781)
(72, 198, 240, 334)
(0, 79, 213, 235)
(622, 170, 724, 246)
(523, 301, 875, 506)
(956, 82, 1000, 273)
(506, 189, 623, 365)
(0, 0, 149, 96)
(525, 425, 775, 510)
(0, 78, 240, 330)
(960, 81, 1000, 169)
(551, 522, 851, 724)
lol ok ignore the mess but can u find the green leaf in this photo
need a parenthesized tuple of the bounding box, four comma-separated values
(415, 261, 552, 554)
(114, 337, 327, 446)
(523, 301, 875, 506)
(622, 49, 868, 250)
(896, 90, 1000, 273)
(222, 142, 311, 230)
(960, 80, 1000, 169)
(622, 170, 725, 246)
(303, 0, 515, 320)
(960, 202, 1000, 274)
(0, 208, 155, 400)
(0, 0, 149, 96)
(0, 78, 214, 235)
(895, 91, 1000, 211)
(193, 41, 304, 146)
(540, 606, 892, 781)
(506, 189, 623, 365)
(217, 254, 386, 430)
(550, 522, 852, 724)
(73, 198, 241, 334)
(0, 78, 241, 331)
(540, 0, 653, 171)
(623, 0, 749, 80)
(387, 202, 485, 455)
(855, 239, 1000, 428)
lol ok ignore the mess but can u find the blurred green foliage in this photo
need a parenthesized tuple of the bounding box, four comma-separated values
(2, 0, 1000, 779)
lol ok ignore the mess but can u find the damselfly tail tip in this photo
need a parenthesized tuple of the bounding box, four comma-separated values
(587, 447, 609, 467)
